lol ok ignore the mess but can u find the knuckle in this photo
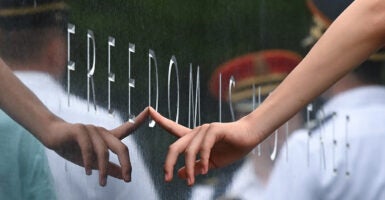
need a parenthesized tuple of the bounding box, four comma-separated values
(74, 124, 90, 137)
(103, 149, 109, 158)
(211, 122, 220, 127)
(185, 147, 196, 156)
(74, 123, 86, 131)
(200, 145, 209, 153)
(163, 164, 169, 172)
(118, 144, 129, 154)
(127, 165, 132, 174)
(98, 126, 109, 134)
(201, 124, 210, 129)
(163, 162, 173, 172)
(168, 144, 178, 153)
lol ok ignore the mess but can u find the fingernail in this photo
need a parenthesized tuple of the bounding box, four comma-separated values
(100, 178, 106, 187)
(86, 168, 92, 175)
(164, 173, 170, 182)
(124, 175, 131, 182)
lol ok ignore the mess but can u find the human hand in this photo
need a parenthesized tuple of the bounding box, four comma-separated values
(110, 107, 150, 140)
(149, 107, 257, 186)
(43, 108, 149, 186)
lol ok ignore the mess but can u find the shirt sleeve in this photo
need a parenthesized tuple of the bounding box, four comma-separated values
(19, 131, 57, 200)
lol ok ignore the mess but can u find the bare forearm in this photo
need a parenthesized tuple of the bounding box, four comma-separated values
(245, 0, 385, 144)
(0, 59, 136, 184)
(0, 58, 60, 143)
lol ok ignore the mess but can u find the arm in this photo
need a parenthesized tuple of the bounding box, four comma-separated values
(0, 58, 58, 145)
(0, 58, 146, 186)
(149, 107, 254, 185)
(159, 0, 385, 185)
(246, 0, 385, 143)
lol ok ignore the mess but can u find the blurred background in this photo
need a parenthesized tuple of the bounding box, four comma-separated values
(65, 0, 310, 199)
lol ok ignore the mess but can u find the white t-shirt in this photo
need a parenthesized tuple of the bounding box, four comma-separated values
(265, 86, 385, 200)
(15, 71, 159, 200)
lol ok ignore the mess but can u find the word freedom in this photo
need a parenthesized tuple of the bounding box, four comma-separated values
(66, 23, 235, 128)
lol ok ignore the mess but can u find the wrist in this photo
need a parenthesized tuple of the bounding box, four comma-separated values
(238, 114, 265, 147)
(240, 103, 282, 148)
(35, 113, 65, 149)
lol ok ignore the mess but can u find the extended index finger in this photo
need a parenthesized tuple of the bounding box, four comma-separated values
(111, 107, 149, 140)
(149, 106, 190, 137)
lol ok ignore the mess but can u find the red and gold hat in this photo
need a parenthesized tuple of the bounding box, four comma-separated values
(303, 0, 352, 46)
(303, 0, 385, 61)
(209, 49, 302, 112)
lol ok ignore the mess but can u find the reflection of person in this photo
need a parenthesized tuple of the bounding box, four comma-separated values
(0, 109, 56, 199)
(205, 50, 303, 199)
(264, 0, 385, 199)
(0, 23, 129, 188)
(0, 0, 158, 199)
(152, 0, 385, 186)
